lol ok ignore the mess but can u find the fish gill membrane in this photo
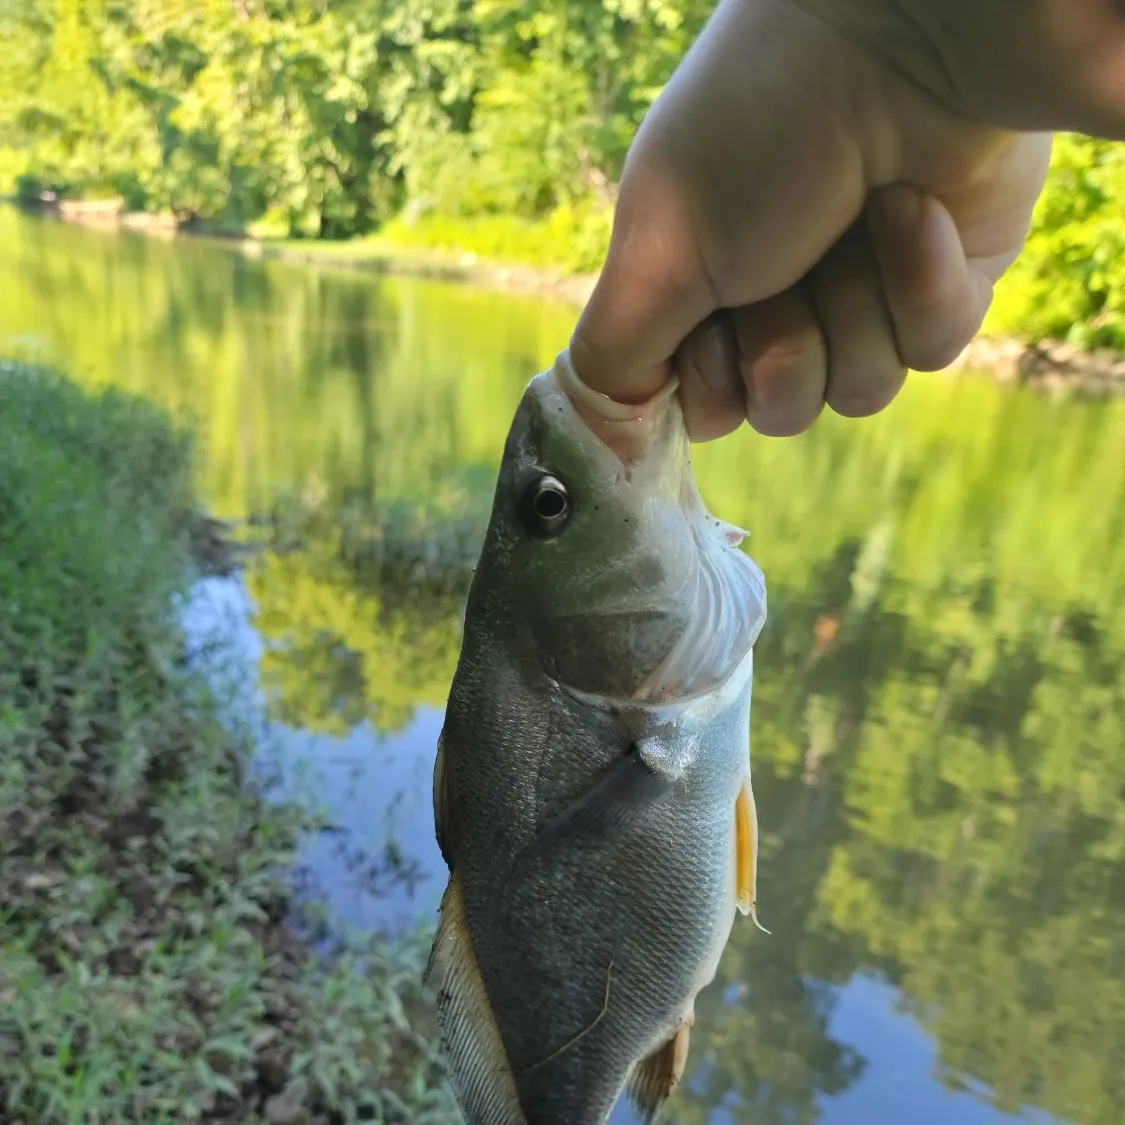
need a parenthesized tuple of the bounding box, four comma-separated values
(427, 348, 769, 1125)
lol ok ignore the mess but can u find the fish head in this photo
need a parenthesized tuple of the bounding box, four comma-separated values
(474, 351, 767, 703)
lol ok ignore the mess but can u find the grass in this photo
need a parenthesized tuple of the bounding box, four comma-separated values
(375, 204, 612, 277)
(0, 361, 456, 1125)
(243, 202, 611, 291)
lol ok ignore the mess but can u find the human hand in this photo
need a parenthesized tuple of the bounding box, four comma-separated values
(569, 0, 1124, 441)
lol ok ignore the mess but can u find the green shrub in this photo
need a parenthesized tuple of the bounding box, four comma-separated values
(383, 200, 613, 275)
(987, 134, 1125, 349)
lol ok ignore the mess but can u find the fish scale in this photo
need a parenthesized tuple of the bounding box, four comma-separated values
(427, 351, 768, 1125)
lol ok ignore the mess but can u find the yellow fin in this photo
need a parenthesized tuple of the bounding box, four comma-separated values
(425, 877, 525, 1125)
(735, 775, 770, 934)
(626, 1017, 693, 1124)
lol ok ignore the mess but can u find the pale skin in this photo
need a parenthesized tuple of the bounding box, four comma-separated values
(570, 0, 1125, 441)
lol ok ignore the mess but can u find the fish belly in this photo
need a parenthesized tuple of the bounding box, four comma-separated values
(459, 692, 748, 1125)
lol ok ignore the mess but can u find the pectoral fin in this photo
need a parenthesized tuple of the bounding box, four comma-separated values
(533, 745, 673, 853)
(736, 775, 770, 934)
(424, 877, 526, 1125)
(627, 1016, 693, 1123)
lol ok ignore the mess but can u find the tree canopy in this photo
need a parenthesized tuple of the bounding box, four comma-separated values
(5, 2, 1125, 341)
(0, 0, 709, 240)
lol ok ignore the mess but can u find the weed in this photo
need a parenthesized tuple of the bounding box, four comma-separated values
(0, 362, 456, 1125)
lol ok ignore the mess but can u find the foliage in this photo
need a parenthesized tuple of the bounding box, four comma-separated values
(0, 0, 709, 251)
(986, 133, 1125, 348)
(7, 4, 1125, 338)
(378, 200, 614, 274)
(0, 361, 455, 1124)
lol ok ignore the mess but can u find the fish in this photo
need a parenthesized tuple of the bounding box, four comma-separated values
(425, 348, 768, 1125)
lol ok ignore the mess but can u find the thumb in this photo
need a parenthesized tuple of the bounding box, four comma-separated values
(569, 166, 718, 405)
(568, 0, 872, 407)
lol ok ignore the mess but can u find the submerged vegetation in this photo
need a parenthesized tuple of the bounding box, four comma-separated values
(3, 2, 1125, 346)
(0, 362, 454, 1124)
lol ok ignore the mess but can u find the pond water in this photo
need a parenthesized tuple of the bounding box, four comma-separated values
(4, 204, 1125, 1125)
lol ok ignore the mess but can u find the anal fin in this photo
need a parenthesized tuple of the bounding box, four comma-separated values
(735, 775, 770, 934)
(425, 877, 526, 1125)
(627, 1016, 693, 1124)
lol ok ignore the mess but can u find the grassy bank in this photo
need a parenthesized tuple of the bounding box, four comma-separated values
(374, 205, 612, 277)
(0, 362, 454, 1125)
(237, 205, 607, 307)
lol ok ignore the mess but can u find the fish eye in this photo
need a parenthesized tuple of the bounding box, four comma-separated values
(520, 473, 572, 537)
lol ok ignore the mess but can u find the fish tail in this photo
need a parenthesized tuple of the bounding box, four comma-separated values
(426, 876, 527, 1125)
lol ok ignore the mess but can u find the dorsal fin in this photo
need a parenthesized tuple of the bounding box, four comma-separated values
(425, 877, 526, 1125)
(433, 732, 455, 868)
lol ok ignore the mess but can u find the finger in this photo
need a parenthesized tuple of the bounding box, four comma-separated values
(569, 171, 716, 406)
(676, 312, 748, 442)
(865, 184, 994, 371)
(733, 286, 828, 438)
(809, 223, 907, 418)
(570, 0, 869, 406)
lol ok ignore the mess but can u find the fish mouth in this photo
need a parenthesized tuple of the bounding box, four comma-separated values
(540, 349, 767, 711)
(552, 349, 684, 472)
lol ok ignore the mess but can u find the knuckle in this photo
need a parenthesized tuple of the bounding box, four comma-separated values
(902, 332, 972, 372)
(757, 328, 826, 371)
(747, 404, 823, 438)
(825, 366, 906, 418)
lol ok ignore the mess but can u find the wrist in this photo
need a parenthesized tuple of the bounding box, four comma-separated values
(791, 0, 1125, 137)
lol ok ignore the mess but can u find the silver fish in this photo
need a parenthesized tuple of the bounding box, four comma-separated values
(426, 350, 768, 1125)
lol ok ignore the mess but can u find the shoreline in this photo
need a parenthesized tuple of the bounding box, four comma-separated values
(246, 236, 601, 307)
(14, 196, 601, 307)
(0, 361, 453, 1124)
(950, 336, 1125, 395)
(15, 200, 1125, 392)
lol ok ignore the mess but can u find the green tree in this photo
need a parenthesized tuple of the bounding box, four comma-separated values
(1, 1, 712, 241)
(986, 134, 1125, 348)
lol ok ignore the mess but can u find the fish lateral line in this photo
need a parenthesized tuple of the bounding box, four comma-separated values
(511, 960, 615, 1077)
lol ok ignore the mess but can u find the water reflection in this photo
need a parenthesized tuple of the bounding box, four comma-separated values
(5, 205, 1125, 1125)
